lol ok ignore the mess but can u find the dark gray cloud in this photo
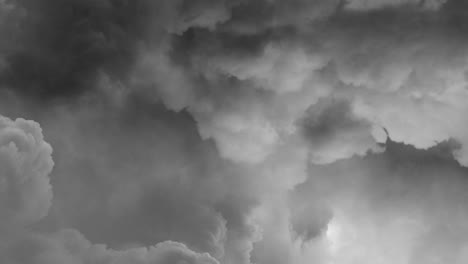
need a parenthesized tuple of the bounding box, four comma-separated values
(0, 112, 221, 264)
(298, 97, 381, 163)
(34, 95, 261, 263)
(3, 0, 468, 163)
(4, 229, 220, 264)
(0, 0, 229, 99)
(1, 0, 141, 98)
(2, 0, 468, 264)
(125, 0, 468, 165)
(0, 96, 260, 264)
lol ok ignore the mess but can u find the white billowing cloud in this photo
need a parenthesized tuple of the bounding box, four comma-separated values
(131, 43, 338, 164)
(311, 15, 468, 165)
(128, 2, 465, 167)
(176, 1, 468, 167)
(0, 115, 54, 226)
(137, 0, 468, 166)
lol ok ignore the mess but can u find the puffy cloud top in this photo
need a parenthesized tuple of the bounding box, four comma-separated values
(0, 115, 53, 226)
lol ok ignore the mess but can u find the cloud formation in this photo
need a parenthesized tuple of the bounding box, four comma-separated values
(4, 0, 468, 165)
(117, 0, 468, 166)
(5, 230, 219, 264)
(285, 139, 468, 264)
(2, 0, 468, 264)
(0, 115, 53, 227)
(0, 113, 224, 264)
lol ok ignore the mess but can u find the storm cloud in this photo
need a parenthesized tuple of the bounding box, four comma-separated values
(2, 0, 468, 263)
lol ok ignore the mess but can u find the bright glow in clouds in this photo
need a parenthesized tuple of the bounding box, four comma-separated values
(325, 217, 342, 254)
(319, 211, 425, 264)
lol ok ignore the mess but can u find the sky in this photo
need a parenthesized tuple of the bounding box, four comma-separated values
(1, 0, 468, 263)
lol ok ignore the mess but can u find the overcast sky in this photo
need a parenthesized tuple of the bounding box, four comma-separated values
(1, 0, 468, 263)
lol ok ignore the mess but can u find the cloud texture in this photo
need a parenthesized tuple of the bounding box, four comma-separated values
(0, 113, 221, 264)
(0, 116, 53, 227)
(2, 0, 468, 263)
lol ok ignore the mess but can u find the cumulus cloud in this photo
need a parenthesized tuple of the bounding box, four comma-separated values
(0, 115, 53, 227)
